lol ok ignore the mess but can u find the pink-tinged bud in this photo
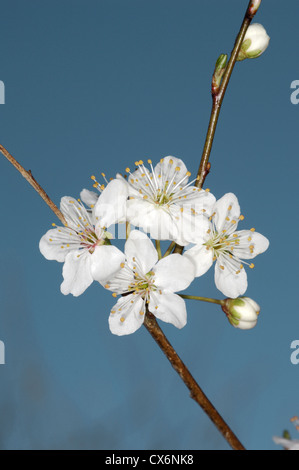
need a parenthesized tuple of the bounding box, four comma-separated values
(237, 24, 270, 61)
(222, 297, 260, 330)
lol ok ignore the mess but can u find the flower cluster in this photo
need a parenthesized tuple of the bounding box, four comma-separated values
(40, 156, 269, 335)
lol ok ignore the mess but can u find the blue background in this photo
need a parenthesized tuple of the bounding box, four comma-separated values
(0, 0, 297, 450)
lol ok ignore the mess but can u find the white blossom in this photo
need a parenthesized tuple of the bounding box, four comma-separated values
(118, 156, 215, 245)
(184, 193, 269, 298)
(39, 195, 125, 296)
(102, 230, 195, 335)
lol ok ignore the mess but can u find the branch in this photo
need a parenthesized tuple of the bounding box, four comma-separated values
(144, 311, 245, 450)
(195, 0, 260, 189)
(0, 144, 66, 225)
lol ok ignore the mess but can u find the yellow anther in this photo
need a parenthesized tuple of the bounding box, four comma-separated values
(169, 159, 173, 164)
(240, 264, 243, 269)
(239, 215, 244, 221)
(104, 284, 110, 289)
(100, 185, 105, 191)
(120, 263, 125, 268)
(51, 223, 56, 227)
(236, 270, 240, 275)
(139, 311, 144, 316)
(248, 236, 252, 241)
(220, 265, 225, 270)
(147, 159, 152, 164)
(175, 166, 180, 171)
(291, 416, 299, 422)
(250, 228, 256, 232)
(61, 246, 64, 249)
(180, 207, 184, 212)
(101, 172, 106, 177)
(155, 306, 158, 310)
(49, 238, 53, 242)
(120, 317, 125, 323)
(125, 167, 130, 173)
(139, 160, 143, 165)
(135, 161, 139, 166)
(93, 183, 98, 188)
(231, 220, 236, 224)
(111, 310, 116, 314)
(186, 171, 191, 177)
(213, 256, 217, 261)
(66, 244, 70, 248)
(112, 293, 117, 298)
(143, 195, 148, 199)
(249, 263, 255, 269)
(226, 217, 230, 221)
(233, 234, 238, 238)
(205, 188, 210, 192)
(228, 205, 232, 211)
(160, 158, 164, 163)
(91, 175, 96, 180)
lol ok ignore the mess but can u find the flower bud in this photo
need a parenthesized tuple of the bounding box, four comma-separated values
(222, 297, 260, 330)
(248, 0, 261, 17)
(237, 24, 270, 61)
(212, 54, 228, 94)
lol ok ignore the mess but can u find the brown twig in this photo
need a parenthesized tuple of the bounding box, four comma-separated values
(144, 311, 245, 450)
(0, 144, 66, 225)
(195, 0, 259, 189)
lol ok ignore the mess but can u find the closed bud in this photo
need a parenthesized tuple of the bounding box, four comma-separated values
(212, 54, 228, 94)
(248, 0, 262, 17)
(222, 297, 260, 330)
(237, 24, 270, 61)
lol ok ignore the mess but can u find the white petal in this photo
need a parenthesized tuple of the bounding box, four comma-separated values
(273, 437, 299, 450)
(60, 250, 93, 296)
(60, 196, 93, 231)
(39, 228, 78, 262)
(149, 292, 187, 329)
(215, 259, 247, 298)
(125, 230, 158, 273)
(184, 244, 214, 277)
(80, 189, 99, 207)
(127, 199, 179, 241)
(94, 179, 128, 228)
(91, 245, 126, 282)
(176, 210, 212, 245)
(214, 193, 240, 233)
(179, 188, 216, 217)
(153, 254, 195, 292)
(154, 156, 188, 190)
(233, 230, 269, 259)
(108, 295, 145, 336)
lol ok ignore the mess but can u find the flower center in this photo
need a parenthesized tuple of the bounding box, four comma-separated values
(125, 158, 203, 209)
(128, 270, 156, 299)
